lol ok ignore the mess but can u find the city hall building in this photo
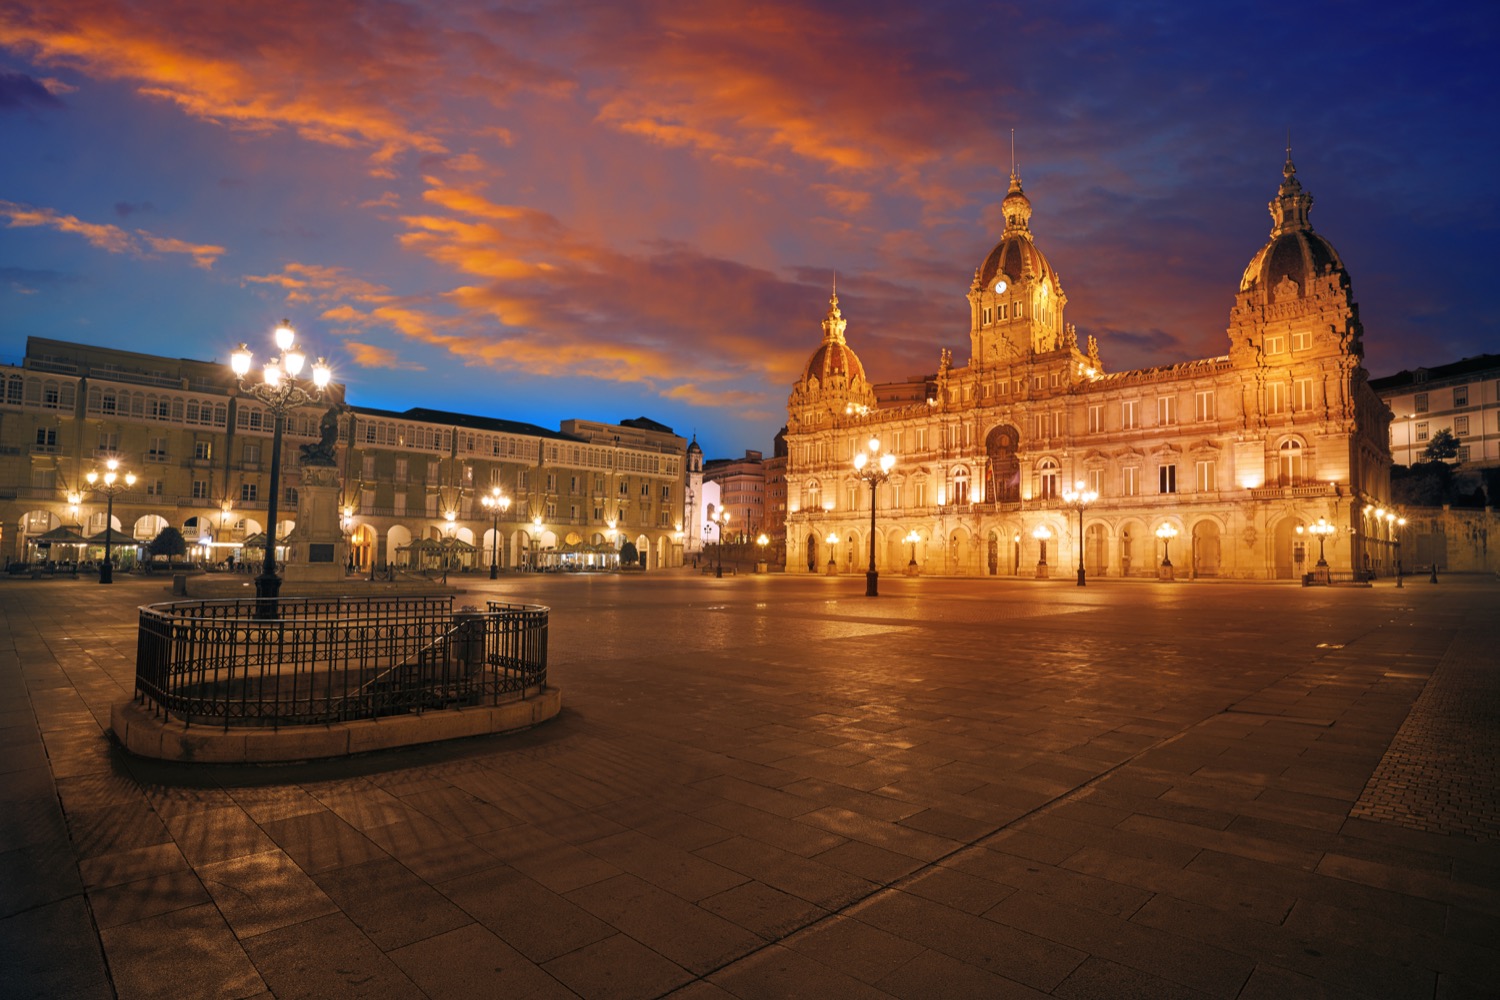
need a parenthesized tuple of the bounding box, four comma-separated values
(784, 156, 1394, 580)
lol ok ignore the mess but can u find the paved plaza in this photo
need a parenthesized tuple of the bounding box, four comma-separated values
(2, 570, 1498, 999)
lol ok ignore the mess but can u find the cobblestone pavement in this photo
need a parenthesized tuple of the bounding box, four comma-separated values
(2, 571, 1497, 1000)
(1352, 625, 1500, 841)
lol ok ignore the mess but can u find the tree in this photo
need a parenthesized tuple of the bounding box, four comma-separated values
(1423, 427, 1460, 463)
(147, 526, 187, 560)
(619, 540, 638, 566)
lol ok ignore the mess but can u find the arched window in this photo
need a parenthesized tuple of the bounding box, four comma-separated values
(803, 479, 821, 510)
(1279, 440, 1304, 486)
(952, 466, 971, 504)
(1038, 458, 1059, 500)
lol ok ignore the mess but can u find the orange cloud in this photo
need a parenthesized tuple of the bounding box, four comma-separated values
(1, 199, 225, 268)
(344, 341, 425, 371)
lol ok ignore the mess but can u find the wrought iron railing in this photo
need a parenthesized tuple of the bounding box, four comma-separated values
(134, 596, 548, 728)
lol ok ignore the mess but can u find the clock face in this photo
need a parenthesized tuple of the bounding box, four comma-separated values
(994, 280, 1007, 294)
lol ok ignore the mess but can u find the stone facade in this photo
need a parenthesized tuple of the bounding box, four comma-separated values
(1, 339, 689, 572)
(784, 157, 1394, 580)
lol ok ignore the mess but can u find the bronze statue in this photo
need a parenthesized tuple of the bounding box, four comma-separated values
(298, 404, 344, 466)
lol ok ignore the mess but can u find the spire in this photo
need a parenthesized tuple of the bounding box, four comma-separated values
(1268, 144, 1314, 237)
(1001, 161, 1033, 238)
(821, 285, 847, 344)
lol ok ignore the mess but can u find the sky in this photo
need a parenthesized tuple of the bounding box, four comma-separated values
(2, 1, 1497, 461)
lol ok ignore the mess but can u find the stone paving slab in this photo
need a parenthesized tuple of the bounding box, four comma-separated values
(1, 572, 1498, 999)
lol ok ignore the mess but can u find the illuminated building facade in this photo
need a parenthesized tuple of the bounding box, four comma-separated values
(1, 338, 688, 571)
(785, 156, 1394, 580)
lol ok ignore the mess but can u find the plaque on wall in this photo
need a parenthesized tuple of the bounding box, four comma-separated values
(309, 543, 336, 563)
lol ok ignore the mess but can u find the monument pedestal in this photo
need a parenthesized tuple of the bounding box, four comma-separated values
(282, 465, 346, 586)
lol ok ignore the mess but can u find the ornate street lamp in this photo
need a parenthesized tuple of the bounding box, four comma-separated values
(852, 436, 896, 597)
(756, 533, 769, 573)
(1307, 517, 1335, 583)
(825, 531, 839, 575)
(904, 529, 920, 575)
(231, 321, 331, 615)
(480, 486, 511, 579)
(709, 509, 731, 578)
(528, 515, 543, 572)
(1386, 515, 1398, 587)
(1060, 479, 1098, 587)
(85, 458, 135, 584)
(1155, 523, 1178, 581)
(1031, 524, 1052, 579)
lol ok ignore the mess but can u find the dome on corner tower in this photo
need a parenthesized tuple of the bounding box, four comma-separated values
(801, 290, 867, 385)
(977, 168, 1058, 291)
(1239, 154, 1347, 297)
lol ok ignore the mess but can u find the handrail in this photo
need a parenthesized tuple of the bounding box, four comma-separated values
(134, 596, 548, 728)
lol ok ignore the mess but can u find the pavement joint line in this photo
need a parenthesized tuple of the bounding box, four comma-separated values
(644, 701, 1245, 997)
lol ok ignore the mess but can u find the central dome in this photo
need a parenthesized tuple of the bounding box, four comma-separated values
(977, 169, 1058, 289)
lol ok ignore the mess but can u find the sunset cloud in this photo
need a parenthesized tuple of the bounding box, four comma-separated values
(1, 200, 224, 267)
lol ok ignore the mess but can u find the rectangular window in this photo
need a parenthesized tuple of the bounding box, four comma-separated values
(240, 483, 258, 502)
(1087, 469, 1102, 494)
(284, 487, 298, 507)
(148, 436, 168, 461)
(1415, 421, 1429, 441)
(394, 458, 408, 482)
(1157, 396, 1177, 425)
(1123, 467, 1139, 497)
(192, 480, 209, 499)
(1453, 385, 1469, 407)
(545, 501, 556, 519)
(1267, 382, 1286, 414)
(35, 427, 57, 450)
(1194, 390, 1215, 422)
(1294, 378, 1316, 412)
(1414, 392, 1428, 413)
(914, 481, 926, 507)
(1122, 400, 1138, 429)
(194, 440, 212, 461)
(394, 491, 407, 515)
(1014, 301, 1023, 318)
(1454, 416, 1470, 436)
(426, 460, 439, 481)
(98, 431, 119, 453)
(1195, 460, 1215, 492)
(1458, 445, 1471, 463)
(1159, 465, 1177, 494)
(1087, 405, 1102, 433)
(660, 484, 671, 501)
(360, 454, 374, 478)
(244, 443, 261, 465)
(1292, 330, 1311, 351)
(1265, 334, 1285, 355)
(982, 307, 993, 325)
(546, 473, 557, 491)
(145, 479, 164, 497)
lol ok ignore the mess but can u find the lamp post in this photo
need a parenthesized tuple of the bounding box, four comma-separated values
(1386, 515, 1398, 587)
(1060, 479, 1098, 587)
(1032, 524, 1051, 579)
(756, 533, 769, 573)
(1155, 523, 1178, 581)
(709, 509, 730, 578)
(85, 458, 135, 584)
(1307, 517, 1335, 584)
(230, 322, 330, 615)
(529, 516, 543, 572)
(481, 486, 511, 579)
(852, 436, 897, 597)
(905, 529, 920, 575)
(825, 531, 839, 575)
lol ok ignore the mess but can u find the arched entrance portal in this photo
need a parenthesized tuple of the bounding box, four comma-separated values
(1192, 521, 1222, 578)
(349, 524, 375, 571)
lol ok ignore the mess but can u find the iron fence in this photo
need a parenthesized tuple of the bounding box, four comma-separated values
(134, 596, 548, 728)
